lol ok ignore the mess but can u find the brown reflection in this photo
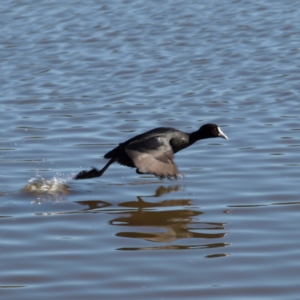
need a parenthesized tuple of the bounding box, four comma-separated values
(110, 185, 228, 251)
(76, 200, 111, 211)
(206, 253, 230, 259)
(119, 185, 184, 209)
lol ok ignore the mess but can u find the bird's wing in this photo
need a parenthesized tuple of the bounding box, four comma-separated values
(125, 136, 180, 179)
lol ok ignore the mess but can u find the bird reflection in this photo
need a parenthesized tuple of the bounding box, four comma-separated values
(111, 185, 228, 251)
(75, 185, 229, 252)
(76, 200, 111, 211)
(119, 185, 183, 209)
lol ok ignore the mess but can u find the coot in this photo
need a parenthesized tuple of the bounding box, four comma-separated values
(75, 123, 228, 180)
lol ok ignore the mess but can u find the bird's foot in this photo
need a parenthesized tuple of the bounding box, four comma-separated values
(74, 167, 100, 180)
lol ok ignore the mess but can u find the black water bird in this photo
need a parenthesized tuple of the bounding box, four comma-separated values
(75, 123, 228, 180)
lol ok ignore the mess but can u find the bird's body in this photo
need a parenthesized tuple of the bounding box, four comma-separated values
(75, 123, 228, 180)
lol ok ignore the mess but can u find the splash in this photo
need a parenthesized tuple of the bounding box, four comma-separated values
(25, 176, 70, 193)
(23, 175, 71, 204)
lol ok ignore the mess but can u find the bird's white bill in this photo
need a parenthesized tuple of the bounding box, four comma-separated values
(217, 127, 228, 140)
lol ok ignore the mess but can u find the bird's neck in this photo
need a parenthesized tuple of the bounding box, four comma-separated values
(189, 131, 208, 145)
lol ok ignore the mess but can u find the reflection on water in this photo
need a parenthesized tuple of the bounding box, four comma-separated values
(113, 215, 227, 251)
(24, 182, 229, 255)
(77, 185, 229, 252)
(76, 200, 112, 211)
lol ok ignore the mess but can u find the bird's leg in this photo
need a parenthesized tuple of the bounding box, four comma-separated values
(74, 158, 115, 180)
(136, 169, 143, 174)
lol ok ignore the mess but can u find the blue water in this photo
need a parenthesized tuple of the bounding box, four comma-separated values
(1, 0, 300, 299)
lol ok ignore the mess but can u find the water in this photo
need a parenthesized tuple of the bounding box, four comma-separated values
(1, 0, 300, 299)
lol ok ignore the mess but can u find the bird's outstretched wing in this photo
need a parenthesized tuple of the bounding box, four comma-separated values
(125, 136, 180, 179)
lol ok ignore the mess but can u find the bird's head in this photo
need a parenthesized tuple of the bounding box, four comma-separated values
(198, 123, 228, 140)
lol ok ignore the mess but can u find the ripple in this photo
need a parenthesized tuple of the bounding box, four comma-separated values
(1, 0, 300, 299)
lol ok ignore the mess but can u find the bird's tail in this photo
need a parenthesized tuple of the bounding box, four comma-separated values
(74, 158, 115, 180)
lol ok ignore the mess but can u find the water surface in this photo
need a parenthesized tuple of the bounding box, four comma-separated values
(1, 0, 300, 299)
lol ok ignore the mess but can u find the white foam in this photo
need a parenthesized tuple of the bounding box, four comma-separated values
(24, 175, 71, 204)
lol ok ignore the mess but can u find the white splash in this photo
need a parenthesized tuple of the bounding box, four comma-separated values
(23, 175, 71, 204)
